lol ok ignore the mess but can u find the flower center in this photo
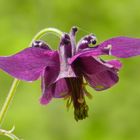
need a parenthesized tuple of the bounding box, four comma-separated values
(66, 77, 89, 121)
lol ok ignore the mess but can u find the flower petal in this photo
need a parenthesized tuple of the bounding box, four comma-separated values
(86, 70, 119, 91)
(96, 36, 140, 58)
(106, 60, 122, 69)
(69, 36, 140, 63)
(40, 85, 53, 105)
(40, 68, 68, 105)
(53, 78, 69, 98)
(40, 65, 59, 104)
(69, 47, 102, 64)
(77, 56, 119, 91)
(40, 78, 69, 105)
(0, 47, 59, 81)
(57, 34, 76, 80)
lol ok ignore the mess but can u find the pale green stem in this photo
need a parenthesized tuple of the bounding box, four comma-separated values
(0, 28, 63, 126)
(0, 126, 20, 140)
(30, 27, 63, 44)
(0, 79, 20, 125)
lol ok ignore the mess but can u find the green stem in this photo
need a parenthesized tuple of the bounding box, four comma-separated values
(29, 27, 63, 46)
(0, 79, 20, 125)
(0, 28, 63, 126)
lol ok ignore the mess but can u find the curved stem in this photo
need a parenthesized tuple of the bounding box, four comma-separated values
(29, 27, 63, 46)
(0, 28, 63, 126)
(0, 126, 20, 140)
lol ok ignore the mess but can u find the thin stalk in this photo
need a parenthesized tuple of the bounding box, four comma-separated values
(0, 28, 63, 126)
(0, 79, 19, 125)
(30, 27, 63, 43)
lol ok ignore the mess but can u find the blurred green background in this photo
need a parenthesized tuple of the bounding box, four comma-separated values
(0, 0, 140, 139)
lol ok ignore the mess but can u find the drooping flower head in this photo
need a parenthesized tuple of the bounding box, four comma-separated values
(0, 27, 140, 121)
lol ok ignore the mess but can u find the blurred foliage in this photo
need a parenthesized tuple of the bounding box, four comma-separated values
(0, 0, 140, 140)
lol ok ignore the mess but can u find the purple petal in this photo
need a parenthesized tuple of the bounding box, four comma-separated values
(40, 85, 53, 105)
(77, 56, 119, 90)
(0, 47, 59, 81)
(40, 78, 69, 105)
(57, 34, 76, 80)
(40, 69, 69, 105)
(68, 48, 102, 64)
(53, 78, 69, 98)
(96, 36, 140, 58)
(106, 60, 122, 69)
(69, 36, 140, 63)
(40, 66, 59, 105)
(86, 70, 119, 91)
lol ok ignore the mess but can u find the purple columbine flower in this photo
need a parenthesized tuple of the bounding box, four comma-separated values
(0, 27, 140, 121)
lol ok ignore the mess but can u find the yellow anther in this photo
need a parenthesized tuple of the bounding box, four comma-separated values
(78, 98, 84, 104)
(84, 87, 93, 99)
(95, 85, 105, 90)
(66, 97, 72, 110)
(82, 82, 88, 87)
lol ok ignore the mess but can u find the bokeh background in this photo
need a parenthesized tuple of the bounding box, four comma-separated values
(0, 0, 140, 139)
